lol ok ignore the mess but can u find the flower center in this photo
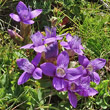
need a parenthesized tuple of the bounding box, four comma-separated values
(56, 67, 66, 78)
(20, 10, 30, 21)
(87, 64, 93, 72)
(70, 83, 75, 90)
(23, 13, 29, 20)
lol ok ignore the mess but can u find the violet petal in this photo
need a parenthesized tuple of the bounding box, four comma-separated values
(78, 87, 98, 97)
(56, 36, 63, 40)
(73, 42, 83, 55)
(68, 91, 77, 108)
(44, 38, 56, 44)
(45, 41, 58, 59)
(88, 88, 98, 96)
(66, 34, 73, 42)
(34, 45, 46, 53)
(45, 26, 56, 38)
(31, 53, 41, 67)
(79, 76, 90, 88)
(40, 62, 56, 76)
(53, 77, 67, 91)
(66, 66, 83, 81)
(78, 55, 90, 68)
(18, 72, 31, 85)
(92, 72, 100, 85)
(16, 1, 28, 15)
(17, 58, 35, 73)
(45, 26, 51, 38)
(57, 51, 69, 68)
(69, 36, 84, 55)
(32, 67, 42, 79)
(31, 31, 43, 47)
(60, 41, 70, 50)
(20, 44, 34, 49)
(51, 27, 56, 37)
(9, 13, 21, 22)
(90, 58, 106, 70)
(30, 9, 42, 19)
(23, 20, 34, 24)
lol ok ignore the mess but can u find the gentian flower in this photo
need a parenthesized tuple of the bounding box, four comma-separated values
(17, 53, 42, 85)
(78, 55, 106, 84)
(40, 51, 83, 91)
(10, 1, 42, 24)
(44, 26, 65, 44)
(21, 31, 46, 53)
(67, 76, 98, 108)
(60, 34, 84, 55)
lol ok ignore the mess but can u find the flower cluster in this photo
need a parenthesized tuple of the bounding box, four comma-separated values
(10, 1, 106, 108)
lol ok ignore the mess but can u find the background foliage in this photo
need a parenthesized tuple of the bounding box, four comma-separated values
(0, 0, 110, 109)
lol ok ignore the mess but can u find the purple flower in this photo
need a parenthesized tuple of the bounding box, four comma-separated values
(40, 51, 83, 91)
(10, 1, 42, 24)
(78, 55, 106, 84)
(67, 76, 98, 108)
(60, 34, 84, 55)
(21, 31, 46, 53)
(17, 53, 42, 85)
(44, 26, 64, 44)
